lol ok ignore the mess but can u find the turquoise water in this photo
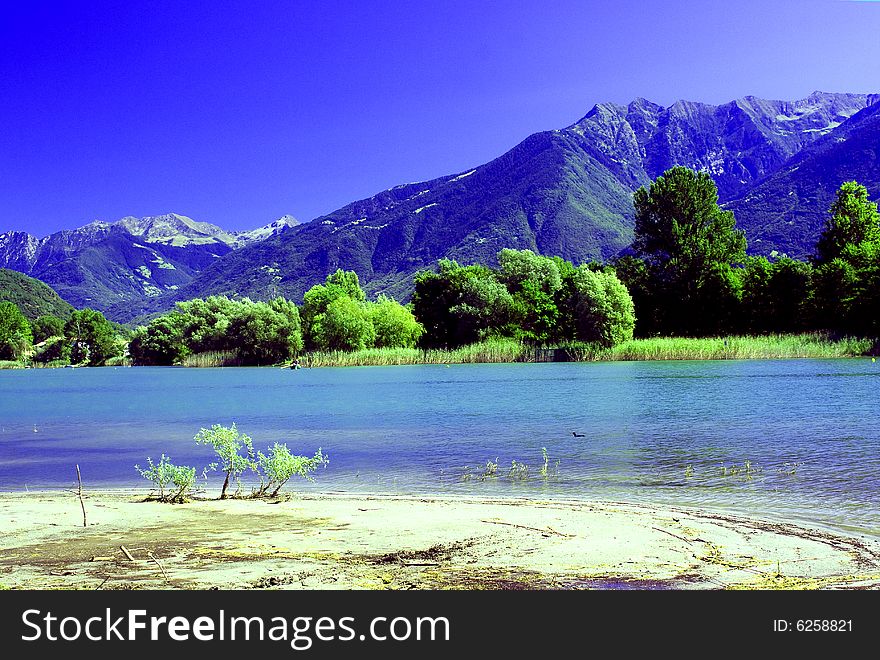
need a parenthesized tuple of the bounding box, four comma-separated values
(0, 360, 878, 537)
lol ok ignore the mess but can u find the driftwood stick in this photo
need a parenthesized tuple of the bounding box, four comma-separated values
(651, 527, 694, 544)
(148, 552, 170, 582)
(481, 519, 574, 538)
(120, 545, 136, 562)
(76, 464, 87, 528)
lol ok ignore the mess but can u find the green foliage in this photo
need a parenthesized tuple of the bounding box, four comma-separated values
(633, 166, 747, 269)
(310, 295, 376, 351)
(412, 251, 635, 349)
(741, 256, 813, 333)
(301, 270, 366, 340)
(64, 308, 121, 366)
(253, 445, 328, 498)
(816, 181, 880, 265)
(31, 315, 65, 343)
(194, 423, 255, 499)
(567, 266, 635, 347)
(413, 260, 517, 348)
(131, 295, 304, 366)
(135, 454, 198, 503)
(508, 460, 529, 481)
(632, 167, 747, 336)
(498, 248, 563, 295)
(31, 335, 70, 364)
(175, 295, 244, 354)
(813, 182, 880, 336)
(0, 301, 32, 360)
(129, 316, 187, 366)
(367, 296, 423, 348)
(227, 298, 304, 364)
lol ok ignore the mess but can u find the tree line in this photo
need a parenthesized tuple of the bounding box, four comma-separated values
(0, 306, 125, 365)
(615, 169, 879, 339)
(128, 270, 424, 365)
(2, 166, 877, 366)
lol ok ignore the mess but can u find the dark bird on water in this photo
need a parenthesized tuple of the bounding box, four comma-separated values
(571, 431, 585, 438)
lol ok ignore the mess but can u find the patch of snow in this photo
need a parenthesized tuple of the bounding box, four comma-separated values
(135, 265, 152, 279)
(151, 257, 176, 269)
(450, 170, 477, 182)
(132, 243, 150, 250)
(322, 220, 335, 225)
(804, 121, 841, 135)
(413, 203, 438, 214)
(363, 223, 390, 230)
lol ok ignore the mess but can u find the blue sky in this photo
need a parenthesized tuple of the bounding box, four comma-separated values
(2, 0, 879, 235)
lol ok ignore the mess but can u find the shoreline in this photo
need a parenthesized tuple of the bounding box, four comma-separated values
(3, 334, 874, 369)
(2, 491, 878, 590)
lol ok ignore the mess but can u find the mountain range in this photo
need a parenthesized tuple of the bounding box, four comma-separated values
(2, 91, 878, 323)
(0, 214, 298, 314)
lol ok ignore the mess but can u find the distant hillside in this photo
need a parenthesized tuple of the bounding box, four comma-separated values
(727, 97, 880, 258)
(0, 269, 74, 320)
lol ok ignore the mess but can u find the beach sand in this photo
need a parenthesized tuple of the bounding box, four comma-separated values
(1, 491, 878, 590)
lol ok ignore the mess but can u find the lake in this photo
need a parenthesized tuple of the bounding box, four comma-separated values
(0, 360, 878, 538)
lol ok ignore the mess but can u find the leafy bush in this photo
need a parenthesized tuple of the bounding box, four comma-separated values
(0, 301, 32, 361)
(253, 444, 328, 497)
(135, 454, 198, 503)
(194, 423, 255, 499)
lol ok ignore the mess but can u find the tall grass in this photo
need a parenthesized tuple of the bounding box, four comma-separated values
(299, 334, 872, 367)
(602, 334, 872, 361)
(182, 350, 243, 368)
(300, 339, 530, 368)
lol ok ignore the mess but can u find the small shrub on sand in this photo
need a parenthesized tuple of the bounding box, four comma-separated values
(253, 444, 328, 498)
(135, 455, 198, 503)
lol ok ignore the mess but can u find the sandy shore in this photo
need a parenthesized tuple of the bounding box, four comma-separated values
(1, 491, 878, 590)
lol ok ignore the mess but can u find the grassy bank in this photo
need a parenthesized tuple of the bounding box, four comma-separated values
(294, 334, 874, 367)
(579, 333, 873, 361)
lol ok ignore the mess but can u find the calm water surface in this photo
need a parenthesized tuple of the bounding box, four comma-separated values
(1, 360, 877, 537)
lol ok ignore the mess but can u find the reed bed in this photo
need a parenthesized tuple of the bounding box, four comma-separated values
(299, 334, 872, 367)
(300, 339, 530, 367)
(181, 350, 243, 368)
(602, 334, 872, 361)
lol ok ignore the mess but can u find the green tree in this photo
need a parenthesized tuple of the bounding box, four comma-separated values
(610, 256, 659, 337)
(129, 316, 188, 366)
(227, 299, 303, 364)
(813, 181, 880, 334)
(632, 166, 747, 335)
(31, 315, 65, 343)
(0, 301, 32, 360)
(301, 270, 367, 347)
(498, 250, 563, 344)
(412, 259, 517, 348)
(64, 308, 121, 366)
(816, 181, 880, 265)
(310, 295, 375, 351)
(567, 266, 635, 347)
(175, 296, 246, 353)
(367, 296, 423, 348)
